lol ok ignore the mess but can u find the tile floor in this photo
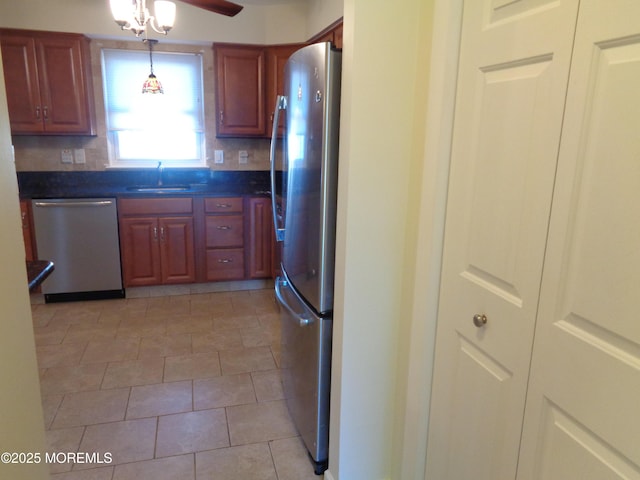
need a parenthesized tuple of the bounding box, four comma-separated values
(31, 284, 323, 480)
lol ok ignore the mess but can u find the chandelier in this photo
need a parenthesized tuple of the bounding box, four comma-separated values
(110, 0, 176, 37)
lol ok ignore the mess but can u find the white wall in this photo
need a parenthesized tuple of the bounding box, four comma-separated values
(0, 51, 49, 480)
(329, 0, 435, 478)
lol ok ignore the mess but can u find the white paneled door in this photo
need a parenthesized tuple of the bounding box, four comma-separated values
(517, 1, 640, 477)
(425, 0, 579, 478)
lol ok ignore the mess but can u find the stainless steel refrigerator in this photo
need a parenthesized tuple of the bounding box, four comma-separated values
(270, 42, 341, 475)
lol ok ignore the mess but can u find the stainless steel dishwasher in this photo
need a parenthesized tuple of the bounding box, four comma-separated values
(32, 198, 124, 303)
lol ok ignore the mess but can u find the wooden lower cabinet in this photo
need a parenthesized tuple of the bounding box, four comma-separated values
(119, 198, 195, 287)
(19, 199, 36, 261)
(246, 197, 273, 279)
(204, 197, 245, 281)
(119, 196, 274, 287)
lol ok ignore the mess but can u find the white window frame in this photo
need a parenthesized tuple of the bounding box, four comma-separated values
(101, 48, 206, 169)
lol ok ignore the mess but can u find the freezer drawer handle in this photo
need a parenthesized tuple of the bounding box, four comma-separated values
(275, 278, 314, 327)
(34, 200, 114, 208)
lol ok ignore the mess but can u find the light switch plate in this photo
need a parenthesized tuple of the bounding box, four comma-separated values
(239, 150, 248, 164)
(61, 149, 73, 164)
(214, 150, 224, 164)
(74, 149, 86, 164)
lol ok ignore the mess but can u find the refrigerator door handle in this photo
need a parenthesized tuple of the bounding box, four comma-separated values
(270, 95, 287, 242)
(275, 277, 314, 327)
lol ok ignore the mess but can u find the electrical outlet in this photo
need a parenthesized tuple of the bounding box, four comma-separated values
(74, 149, 86, 164)
(239, 150, 248, 164)
(214, 150, 224, 164)
(61, 149, 73, 164)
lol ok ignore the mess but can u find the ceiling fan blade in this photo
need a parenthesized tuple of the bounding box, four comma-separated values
(178, 0, 243, 17)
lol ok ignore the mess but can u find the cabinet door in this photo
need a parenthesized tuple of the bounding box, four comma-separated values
(214, 44, 266, 137)
(266, 44, 302, 138)
(0, 33, 44, 133)
(19, 200, 36, 261)
(120, 217, 162, 287)
(247, 197, 273, 279)
(36, 34, 95, 135)
(159, 216, 195, 284)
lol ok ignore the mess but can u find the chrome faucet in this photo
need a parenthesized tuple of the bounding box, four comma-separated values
(157, 161, 163, 186)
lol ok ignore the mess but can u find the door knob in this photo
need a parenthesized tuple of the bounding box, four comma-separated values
(473, 313, 487, 328)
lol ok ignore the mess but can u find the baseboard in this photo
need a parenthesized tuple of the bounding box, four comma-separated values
(324, 470, 336, 480)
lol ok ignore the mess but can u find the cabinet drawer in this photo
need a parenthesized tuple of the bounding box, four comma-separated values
(119, 197, 193, 215)
(206, 215, 244, 248)
(205, 197, 243, 214)
(206, 248, 245, 281)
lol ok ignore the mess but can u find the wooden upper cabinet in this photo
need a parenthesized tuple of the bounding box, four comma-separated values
(0, 29, 96, 135)
(266, 44, 302, 138)
(308, 18, 343, 49)
(214, 43, 266, 137)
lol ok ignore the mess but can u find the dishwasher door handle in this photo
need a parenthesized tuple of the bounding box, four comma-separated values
(33, 200, 115, 208)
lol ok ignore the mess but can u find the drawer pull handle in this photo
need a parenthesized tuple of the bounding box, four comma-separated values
(217, 258, 233, 263)
(216, 203, 232, 208)
(216, 225, 231, 230)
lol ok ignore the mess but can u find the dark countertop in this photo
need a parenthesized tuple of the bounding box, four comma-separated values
(27, 260, 54, 291)
(17, 170, 274, 199)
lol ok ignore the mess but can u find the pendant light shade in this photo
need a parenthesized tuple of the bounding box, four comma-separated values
(142, 39, 163, 94)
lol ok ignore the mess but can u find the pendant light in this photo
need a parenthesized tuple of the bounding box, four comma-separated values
(142, 39, 163, 94)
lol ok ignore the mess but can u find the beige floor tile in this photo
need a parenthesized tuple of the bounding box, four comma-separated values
(218, 346, 276, 375)
(40, 363, 107, 396)
(226, 400, 297, 446)
(62, 323, 118, 345)
(101, 357, 164, 389)
(191, 330, 243, 353)
(81, 337, 139, 364)
(36, 343, 86, 369)
(240, 325, 280, 348)
(156, 409, 229, 457)
(165, 315, 213, 335)
(195, 443, 277, 480)
(113, 454, 195, 480)
(33, 324, 69, 345)
(251, 369, 284, 402)
(193, 374, 255, 410)
(78, 418, 157, 467)
(50, 466, 114, 479)
(138, 333, 192, 358)
(126, 381, 193, 419)
(270, 437, 324, 480)
(116, 319, 166, 338)
(52, 388, 129, 429)
(42, 394, 64, 429)
(46, 426, 85, 474)
(164, 352, 221, 382)
(212, 313, 260, 332)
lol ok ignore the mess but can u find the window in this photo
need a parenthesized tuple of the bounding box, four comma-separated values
(102, 49, 205, 168)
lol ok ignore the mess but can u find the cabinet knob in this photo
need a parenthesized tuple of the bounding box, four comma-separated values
(473, 313, 488, 328)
